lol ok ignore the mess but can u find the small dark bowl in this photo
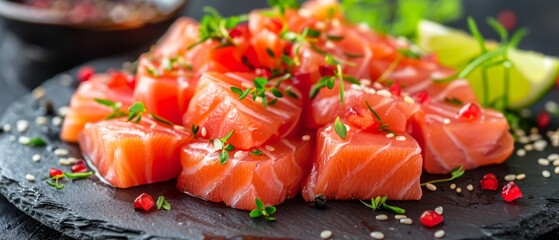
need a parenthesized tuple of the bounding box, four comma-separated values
(0, 0, 188, 62)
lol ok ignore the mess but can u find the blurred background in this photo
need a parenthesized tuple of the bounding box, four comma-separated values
(0, 0, 558, 239)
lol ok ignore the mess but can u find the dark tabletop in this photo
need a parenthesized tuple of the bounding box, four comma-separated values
(1, 1, 559, 239)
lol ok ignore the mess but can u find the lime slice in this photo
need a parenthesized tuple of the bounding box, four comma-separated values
(418, 20, 559, 109)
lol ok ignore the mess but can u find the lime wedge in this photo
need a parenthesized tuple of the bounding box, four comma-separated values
(418, 20, 559, 109)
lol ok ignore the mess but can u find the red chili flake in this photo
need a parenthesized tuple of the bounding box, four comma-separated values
(77, 66, 95, 82)
(134, 193, 155, 211)
(389, 82, 401, 97)
(457, 103, 482, 121)
(497, 10, 517, 31)
(502, 181, 523, 202)
(537, 111, 551, 129)
(49, 168, 64, 178)
(419, 210, 443, 227)
(480, 173, 499, 190)
(319, 65, 336, 77)
(414, 91, 429, 104)
(71, 161, 88, 173)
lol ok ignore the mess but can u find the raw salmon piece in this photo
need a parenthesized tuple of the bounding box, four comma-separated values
(302, 118, 423, 201)
(61, 73, 134, 142)
(183, 72, 302, 150)
(151, 17, 200, 58)
(79, 117, 192, 188)
(410, 101, 514, 174)
(176, 136, 312, 210)
(133, 55, 196, 125)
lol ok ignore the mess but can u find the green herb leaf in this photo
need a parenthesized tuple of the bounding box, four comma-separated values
(467, 17, 487, 53)
(268, 0, 300, 16)
(334, 117, 347, 139)
(255, 198, 265, 209)
(191, 125, 200, 136)
(487, 18, 508, 44)
(285, 87, 299, 99)
(45, 180, 65, 190)
(230, 86, 243, 95)
(264, 206, 276, 214)
(221, 130, 234, 142)
(361, 196, 405, 214)
(382, 203, 406, 214)
(327, 35, 344, 41)
(129, 102, 146, 114)
(249, 209, 262, 218)
(444, 97, 463, 106)
(306, 28, 321, 38)
(421, 165, 465, 186)
(251, 149, 263, 156)
(156, 196, 171, 211)
(224, 144, 235, 151)
(64, 172, 93, 180)
(219, 150, 229, 165)
(94, 98, 117, 107)
(150, 113, 173, 127)
(271, 88, 284, 98)
(27, 137, 47, 147)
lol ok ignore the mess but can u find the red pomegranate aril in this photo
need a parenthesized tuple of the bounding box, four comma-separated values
(77, 66, 95, 82)
(414, 91, 429, 104)
(71, 161, 88, 173)
(480, 173, 499, 191)
(497, 10, 517, 31)
(537, 111, 551, 129)
(49, 168, 64, 178)
(502, 181, 523, 202)
(420, 210, 443, 227)
(319, 65, 336, 77)
(389, 82, 401, 97)
(458, 103, 482, 120)
(134, 193, 155, 211)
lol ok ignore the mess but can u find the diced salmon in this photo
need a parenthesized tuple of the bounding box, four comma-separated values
(79, 117, 192, 188)
(183, 72, 302, 150)
(61, 73, 134, 142)
(151, 17, 200, 58)
(177, 136, 312, 210)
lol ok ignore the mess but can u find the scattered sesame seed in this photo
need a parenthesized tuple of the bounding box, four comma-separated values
(59, 74, 73, 86)
(370, 231, 384, 239)
(434, 230, 445, 239)
(35, 116, 49, 126)
(553, 140, 559, 147)
(331, 19, 341, 28)
(375, 214, 388, 221)
(265, 145, 275, 152)
(52, 116, 63, 126)
(54, 148, 69, 157)
(59, 158, 71, 166)
(426, 183, 437, 191)
(386, 133, 395, 138)
(443, 118, 451, 125)
(395, 136, 406, 141)
(2, 124, 11, 132)
(32, 154, 41, 162)
(538, 158, 550, 166)
(403, 96, 415, 104)
(201, 127, 207, 137)
(360, 79, 372, 86)
(376, 90, 392, 98)
(450, 183, 456, 190)
(545, 101, 558, 113)
(456, 187, 462, 194)
(233, 151, 245, 159)
(530, 127, 539, 134)
(555, 167, 559, 175)
(18, 136, 30, 145)
(365, 88, 376, 95)
(534, 140, 547, 151)
(57, 106, 70, 117)
(516, 173, 526, 181)
(399, 218, 413, 225)
(524, 144, 534, 151)
(325, 41, 336, 50)
(504, 174, 516, 181)
(548, 153, 559, 161)
(16, 120, 29, 133)
(351, 84, 363, 90)
(32, 87, 46, 99)
(514, 129, 526, 136)
(67, 157, 78, 164)
(320, 230, 332, 239)
(467, 184, 474, 191)
(555, 160, 559, 167)
(518, 136, 530, 144)
(25, 174, 35, 182)
(516, 149, 526, 157)
(394, 214, 407, 220)
(542, 170, 551, 178)
(302, 135, 311, 141)
(435, 206, 443, 215)
(325, 126, 332, 131)
(529, 134, 542, 142)
(373, 82, 383, 89)
(173, 125, 186, 131)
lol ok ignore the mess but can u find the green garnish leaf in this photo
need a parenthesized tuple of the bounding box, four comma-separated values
(94, 98, 117, 107)
(327, 35, 344, 41)
(191, 125, 200, 136)
(285, 87, 299, 99)
(188, 7, 244, 50)
(361, 196, 405, 214)
(271, 88, 284, 98)
(150, 113, 174, 127)
(45, 180, 65, 190)
(444, 97, 463, 106)
(95, 98, 126, 120)
(230, 86, 243, 95)
(382, 203, 406, 214)
(249, 209, 262, 218)
(27, 137, 47, 147)
(224, 144, 235, 151)
(251, 149, 263, 156)
(129, 102, 146, 113)
(334, 117, 347, 139)
(221, 130, 234, 142)
(306, 28, 321, 38)
(421, 165, 465, 186)
(266, 48, 276, 58)
(64, 172, 94, 180)
(487, 18, 508, 44)
(219, 150, 229, 165)
(255, 198, 265, 209)
(250, 198, 277, 221)
(156, 196, 171, 211)
(268, 0, 300, 16)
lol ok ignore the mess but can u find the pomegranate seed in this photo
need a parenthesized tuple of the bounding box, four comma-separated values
(419, 210, 443, 227)
(458, 103, 482, 120)
(71, 161, 88, 173)
(133, 193, 155, 211)
(284, 43, 293, 55)
(502, 181, 523, 202)
(49, 168, 64, 178)
(389, 82, 401, 97)
(537, 111, 551, 129)
(480, 173, 499, 190)
(77, 66, 95, 82)
(497, 10, 517, 31)
(319, 65, 336, 77)
(414, 91, 429, 104)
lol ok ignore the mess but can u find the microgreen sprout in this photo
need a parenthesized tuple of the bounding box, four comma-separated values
(420, 165, 465, 186)
(249, 198, 277, 221)
(156, 196, 171, 211)
(360, 196, 406, 214)
(212, 130, 235, 165)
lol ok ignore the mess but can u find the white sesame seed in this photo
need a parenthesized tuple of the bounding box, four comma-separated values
(9, 135, 16, 142)
(394, 214, 407, 220)
(395, 136, 406, 141)
(524, 144, 534, 151)
(534, 140, 547, 151)
(376, 89, 392, 98)
(32, 87, 46, 99)
(54, 148, 69, 157)
(399, 218, 413, 225)
(201, 126, 207, 137)
(545, 101, 558, 113)
(25, 174, 35, 182)
(58, 158, 71, 166)
(32, 154, 41, 162)
(16, 120, 29, 133)
(325, 126, 332, 131)
(344, 124, 351, 132)
(358, 22, 370, 31)
(254, 97, 264, 104)
(360, 79, 372, 86)
(320, 230, 332, 239)
(52, 116, 63, 126)
(18, 136, 30, 145)
(456, 187, 462, 194)
(233, 151, 245, 159)
(504, 174, 516, 181)
(516, 173, 526, 181)
(538, 158, 550, 166)
(302, 135, 311, 141)
(443, 118, 451, 125)
(351, 84, 363, 91)
(375, 214, 388, 221)
(67, 157, 78, 164)
(325, 41, 336, 50)
(516, 149, 526, 157)
(426, 183, 437, 191)
(518, 136, 530, 144)
(554, 160, 559, 167)
(265, 145, 275, 152)
(554, 166, 559, 175)
(386, 133, 395, 138)
(514, 129, 526, 136)
(553, 140, 559, 147)
(434, 230, 445, 238)
(403, 96, 415, 104)
(467, 184, 474, 191)
(450, 183, 456, 190)
(373, 82, 383, 89)
(365, 88, 376, 95)
(548, 153, 559, 160)
(173, 125, 186, 131)
(370, 231, 384, 239)
(35, 116, 49, 126)
(2, 124, 11, 132)
(529, 134, 542, 142)
(543, 170, 551, 178)
(57, 106, 70, 117)
(435, 206, 443, 215)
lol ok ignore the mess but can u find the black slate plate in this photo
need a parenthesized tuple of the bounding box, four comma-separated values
(0, 56, 558, 240)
